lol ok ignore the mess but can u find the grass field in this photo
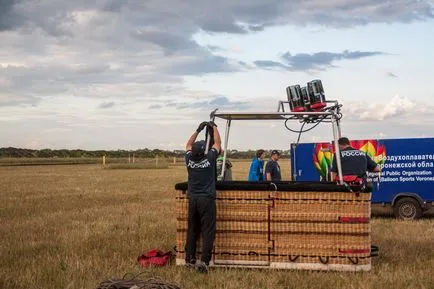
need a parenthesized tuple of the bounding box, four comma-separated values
(1, 160, 433, 289)
(0, 157, 176, 167)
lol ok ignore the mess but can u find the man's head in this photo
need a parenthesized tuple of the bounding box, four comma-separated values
(256, 149, 265, 160)
(192, 140, 206, 160)
(271, 150, 280, 161)
(338, 137, 351, 150)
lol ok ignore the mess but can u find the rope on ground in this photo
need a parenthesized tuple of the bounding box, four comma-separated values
(96, 276, 182, 289)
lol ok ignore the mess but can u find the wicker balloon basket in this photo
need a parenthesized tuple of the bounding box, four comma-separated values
(175, 182, 372, 272)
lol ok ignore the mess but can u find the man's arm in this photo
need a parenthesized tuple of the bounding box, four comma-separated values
(186, 131, 198, 151)
(252, 160, 259, 181)
(266, 173, 272, 181)
(186, 121, 208, 151)
(366, 155, 381, 172)
(248, 159, 258, 181)
(211, 125, 221, 154)
(265, 162, 272, 181)
(330, 153, 337, 181)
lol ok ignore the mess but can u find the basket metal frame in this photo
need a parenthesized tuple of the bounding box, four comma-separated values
(208, 100, 344, 184)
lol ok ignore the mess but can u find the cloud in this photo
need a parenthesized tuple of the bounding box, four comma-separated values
(206, 45, 225, 52)
(132, 30, 198, 55)
(0, 0, 24, 31)
(192, 1, 434, 33)
(98, 101, 115, 109)
(199, 18, 248, 34)
(148, 104, 163, 110)
(283, 50, 385, 70)
(166, 95, 250, 110)
(254, 60, 290, 70)
(386, 72, 398, 78)
(0, 1, 431, 107)
(1, 1, 433, 36)
(165, 55, 241, 75)
(254, 50, 385, 71)
(248, 24, 267, 32)
(0, 94, 40, 107)
(343, 95, 430, 121)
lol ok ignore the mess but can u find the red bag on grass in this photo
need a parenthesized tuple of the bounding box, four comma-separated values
(137, 249, 172, 267)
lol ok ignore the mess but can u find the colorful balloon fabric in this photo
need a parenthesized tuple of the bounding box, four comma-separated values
(353, 140, 386, 165)
(313, 143, 333, 180)
(312, 140, 386, 178)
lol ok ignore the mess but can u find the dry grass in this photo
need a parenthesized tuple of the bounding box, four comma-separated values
(0, 161, 433, 289)
(0, 157, 175, 167)
(0, 157, 101, 166)
(105, 163, 169, 170)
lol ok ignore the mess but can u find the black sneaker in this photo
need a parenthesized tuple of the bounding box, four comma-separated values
(184, 259, 196, 269)
(196, 261, 209, 274)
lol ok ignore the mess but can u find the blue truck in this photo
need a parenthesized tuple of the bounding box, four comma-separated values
(290, 137, 434, 220)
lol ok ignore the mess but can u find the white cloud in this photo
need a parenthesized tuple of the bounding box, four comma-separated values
(342, 95, 428, 121)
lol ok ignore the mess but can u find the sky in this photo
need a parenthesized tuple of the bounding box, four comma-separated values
(1, 0, 434, 151)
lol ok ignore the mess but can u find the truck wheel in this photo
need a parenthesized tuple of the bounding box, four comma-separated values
(393, 197, 422, 220)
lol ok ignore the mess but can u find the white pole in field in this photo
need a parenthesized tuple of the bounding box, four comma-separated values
(156, 155, 159, 167)
(102, 155, 106, 166)
(133, 153, 135, 163)
(173, 156, 176, 164)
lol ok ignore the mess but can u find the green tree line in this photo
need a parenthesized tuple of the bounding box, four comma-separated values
(0, 147, 290, 159)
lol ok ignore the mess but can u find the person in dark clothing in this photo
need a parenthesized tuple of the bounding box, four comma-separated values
(265, 150, 281, 181)
(331, 137, 380, 182)
(216, 153, 232, 181)
(184, 121, 221, 273)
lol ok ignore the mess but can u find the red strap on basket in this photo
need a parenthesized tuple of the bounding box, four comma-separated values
(336, 175, 363, 183)
(338, 216, 369, 223)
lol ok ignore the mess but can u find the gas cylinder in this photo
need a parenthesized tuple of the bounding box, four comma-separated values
(307, 80, 326, 111)
(300, 86, 310, 109)
(286, 85, 306, 112)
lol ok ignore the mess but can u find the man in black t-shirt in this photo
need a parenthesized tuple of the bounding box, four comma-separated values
(265, 150, 281, 181)
(184, 121, 221, 273)
(331, 137, 380, 182)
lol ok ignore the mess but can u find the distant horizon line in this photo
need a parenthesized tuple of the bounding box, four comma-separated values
(0, 146, 292, 152)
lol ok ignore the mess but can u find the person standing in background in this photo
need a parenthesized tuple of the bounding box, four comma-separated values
(248, 149, 265, 181)
(265, 150, 281, 181)
(216, 153, 233, 181)
(331, 137, 380, 183)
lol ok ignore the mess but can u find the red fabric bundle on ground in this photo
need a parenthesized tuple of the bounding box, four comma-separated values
(137, 249, 172, 267)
